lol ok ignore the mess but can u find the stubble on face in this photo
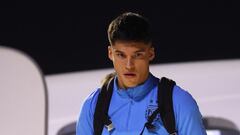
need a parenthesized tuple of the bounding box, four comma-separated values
(108, 41, 155, 89)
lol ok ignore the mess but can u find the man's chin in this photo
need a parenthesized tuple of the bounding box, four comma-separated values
(123, 82, 138, 88)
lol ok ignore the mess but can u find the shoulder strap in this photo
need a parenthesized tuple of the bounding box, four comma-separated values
(158, 77, 177, 134)
(141, 77, 177, 135)
(93, 76, 114, 135)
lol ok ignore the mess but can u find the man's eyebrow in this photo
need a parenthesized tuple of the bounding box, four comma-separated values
(135, 49, 146, 53)
(113, 48, 146, 53)
(114, 50, 124, 53)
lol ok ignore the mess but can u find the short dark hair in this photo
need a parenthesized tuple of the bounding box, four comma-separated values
(107, 12, 152, 45)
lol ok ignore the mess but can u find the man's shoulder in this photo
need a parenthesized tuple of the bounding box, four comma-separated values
(79, 87, 102, 113)
(172, 85, 200, 113)
(173, 85, 196, 103)
(83, 88, 101, 104)
(155, 76, 197, 105)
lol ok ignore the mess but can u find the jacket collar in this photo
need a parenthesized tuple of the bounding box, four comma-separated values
(113, 73, 158, 101)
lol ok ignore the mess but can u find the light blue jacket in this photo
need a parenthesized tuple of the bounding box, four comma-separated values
(76, 74, 207, 135)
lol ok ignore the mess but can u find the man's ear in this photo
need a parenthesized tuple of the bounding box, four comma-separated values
(108, 46, 113, 61)
(149, 47, 155, 61)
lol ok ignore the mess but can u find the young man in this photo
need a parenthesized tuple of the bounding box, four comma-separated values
(76, 12, 207, 135)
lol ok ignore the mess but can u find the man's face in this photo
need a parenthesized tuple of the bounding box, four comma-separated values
(108, 41, 155, 89)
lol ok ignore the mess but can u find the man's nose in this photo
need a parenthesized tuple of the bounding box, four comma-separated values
(126, 58, 134, 70)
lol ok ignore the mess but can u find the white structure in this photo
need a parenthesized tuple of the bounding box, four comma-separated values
(0, 46, 48, 135)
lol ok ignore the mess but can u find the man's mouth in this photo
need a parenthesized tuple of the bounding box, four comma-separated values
(124, 73, 136, 77)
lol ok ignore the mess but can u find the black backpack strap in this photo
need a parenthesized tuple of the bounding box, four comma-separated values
(141, 77, 177, 135)
(158, 77, 177, 134)
(94, 77, 114, 135)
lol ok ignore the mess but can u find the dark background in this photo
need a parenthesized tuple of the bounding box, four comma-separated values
(1, 1, 239, 75)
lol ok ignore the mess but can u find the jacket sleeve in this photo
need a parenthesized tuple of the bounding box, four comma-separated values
(173, 86, 207, 135)
(76, 89, 100, 135)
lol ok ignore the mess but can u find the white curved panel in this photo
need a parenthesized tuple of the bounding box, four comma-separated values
(0, 46, 47, 135)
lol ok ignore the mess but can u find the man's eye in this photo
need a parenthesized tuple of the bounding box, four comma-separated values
(136, 53, 142, 56)
(116, 53, 124, 58)
(134, 53, 143, 58)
